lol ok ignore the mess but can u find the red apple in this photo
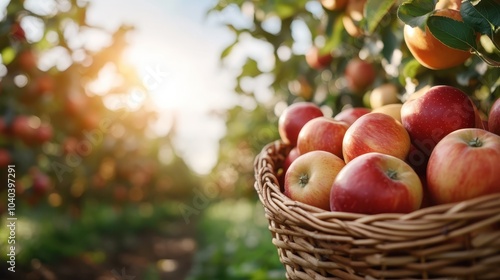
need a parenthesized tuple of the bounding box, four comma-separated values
(427, 128, 500, 204)
(330, 152, 423, 214)
(344, 58, 376, 94)
(32, 171, 51, 195)
(0, 149, 11, 167)
(401, 85, 477, 158)
(297, 117, 348, 158)
(278, 102, 324, 146)
(278, 147, 300, 189)
(285, 151, 345, 210)
(342, 112, 411, 163)
(488, 98, 500, 135)
(333, 107, 371, 127)
(35, 123, 53, 144)
(305, 46, 332, 70)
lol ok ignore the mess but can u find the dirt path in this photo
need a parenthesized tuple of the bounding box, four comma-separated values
(1, 221, 197, 280)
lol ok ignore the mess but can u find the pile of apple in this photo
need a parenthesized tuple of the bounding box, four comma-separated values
(278, 85, 500, 214)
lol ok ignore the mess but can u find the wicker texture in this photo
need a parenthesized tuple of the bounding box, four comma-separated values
(254, 141, 500, 279)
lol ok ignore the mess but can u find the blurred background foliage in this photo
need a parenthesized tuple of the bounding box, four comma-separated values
(0, 0, 499, 279)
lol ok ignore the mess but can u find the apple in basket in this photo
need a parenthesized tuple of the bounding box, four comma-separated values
(297, 116, 348, 159)
(330, 152, 423, 214)
(333, 107, 371, 127)
(427, 128, 500, 204)
(488, 97, 500, 136)
(278, 102, 324, 147)
(342, 112, 411, 163)
(285, 151, 345, 211)
(401, 85, 477, 158)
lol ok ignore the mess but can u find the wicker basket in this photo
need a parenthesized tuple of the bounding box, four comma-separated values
(254, 140, 500, 280)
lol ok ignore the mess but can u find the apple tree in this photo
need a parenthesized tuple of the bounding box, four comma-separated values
(0, 1, 198, 216)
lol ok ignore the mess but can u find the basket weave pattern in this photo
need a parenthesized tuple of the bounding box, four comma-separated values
(254, 141, 500, 279)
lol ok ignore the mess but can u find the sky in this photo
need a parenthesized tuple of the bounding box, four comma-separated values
(85, 0, 241, 174)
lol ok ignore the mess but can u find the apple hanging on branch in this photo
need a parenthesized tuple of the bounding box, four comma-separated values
(397, 0, 500, 69)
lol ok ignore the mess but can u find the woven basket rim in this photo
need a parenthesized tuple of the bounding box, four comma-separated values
(254, 140, 500, 228)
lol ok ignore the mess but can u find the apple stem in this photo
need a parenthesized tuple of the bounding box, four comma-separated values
(469, 137, 483, 148)
(386, 169, 398, 180)
(299, 174, 309, 188)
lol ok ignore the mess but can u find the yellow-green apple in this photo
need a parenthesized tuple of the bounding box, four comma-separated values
(333, 107, 371, 126)
(342, 112, 411, 163)
(330, 152, 423, 214)
(401, 85, 477, 158)
(297, 117, 348, 158)
(279, 102, 324, 146)
(320, 0, 348, 11)
(372, 103, 403, 123)
(427, 128, 500, 204)
(369, 83, 401, 109)
(488, 98, 500, 135)
(285, 151, 345, 210)
(344, 58, 376, 94)
(305, 46, 332, 70)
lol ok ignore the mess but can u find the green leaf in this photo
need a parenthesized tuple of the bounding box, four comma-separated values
(322, 12, 345, 53)
(397, 0, 435, 29)
(427, 15, 478, 51)
(241, 58, 261, 77)
(460, 1, 496, 35)
(220, 40, 237, 60)
(365, 0, 396, 33)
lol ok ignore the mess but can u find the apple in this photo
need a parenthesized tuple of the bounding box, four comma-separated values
(344, 58, 376, 94)
(333, 107, 371, 127)
(342, 0, 367, 38)
(278, 147, 300, 189)
(427, 128, 500, 204)
(372, 103, 403, 123)
(11, 115, 36, 141)
(10, 22, 26, 41)
(297, 117, 348, 158)
(278, 102, 324, 146)
(488, 98, 500, 136)
(305, 46, 332, 70)
(435, 0, 461, 10)
(32, 171, 51, 195)
(285, 151, 345, 210)
(330, 152, 423, 214)
(35, 123, 53, 144)
(401, 85, 476, 158)
(0, 149, 11, 167)
(342, 112, 411, 163)
(320, 0, 348, 11)
(369, 83, 401, 109)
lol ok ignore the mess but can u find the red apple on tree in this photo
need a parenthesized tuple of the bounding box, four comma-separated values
(427, 128, 500, 204)
(488, 98, 500, 136)
(333, 107, 371, 127)
(342, 112, 411, 163)
(305, 46, 333, 70)
(285, 151, 345, 211)
(330, 152, 423, 214)
(344, 57, 376, 94)
(0, 149, 11, 167)
(278, 102, 324, 146)
(297, 117, 348, 158)
(401, 85, 477, 157)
